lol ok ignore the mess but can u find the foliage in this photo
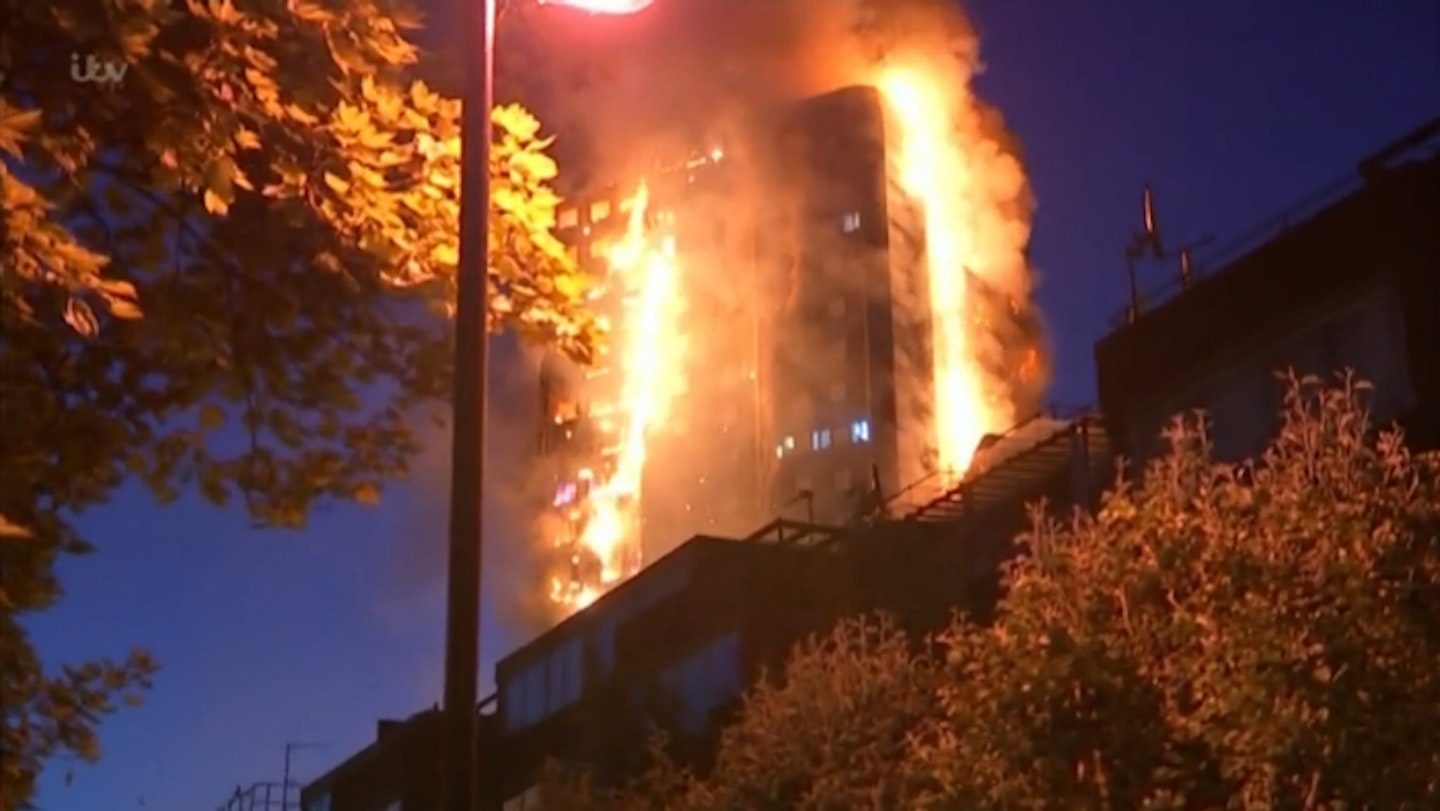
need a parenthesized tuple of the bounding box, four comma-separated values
(1, 0, 596, 805)
(549, 375, 1440, 809)
(921, 374, 1440, 809)
(544, 615, 942, 810)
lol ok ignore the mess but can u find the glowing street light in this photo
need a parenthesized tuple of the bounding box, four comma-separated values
(540, 0, 655, 12)
(441, 0, 656, 809)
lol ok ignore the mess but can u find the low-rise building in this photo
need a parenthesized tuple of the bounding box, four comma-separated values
(298, 705, 501, 811)
(1096, 117, 1440, 463)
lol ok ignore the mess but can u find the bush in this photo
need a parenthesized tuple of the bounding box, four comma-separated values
(549, 375, 1440, 809)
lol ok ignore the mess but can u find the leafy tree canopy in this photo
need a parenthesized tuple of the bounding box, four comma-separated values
(1, 0, 597, 805)
(549, 375, 1440, 810)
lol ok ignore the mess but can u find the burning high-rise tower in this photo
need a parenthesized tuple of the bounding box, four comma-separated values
(530, 79, 1046, 620)
(519, 0, 1049, 624)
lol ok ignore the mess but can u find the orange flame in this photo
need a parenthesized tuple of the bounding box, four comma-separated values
(878, 63, 1020, 482)
(548, 181, 685, 614)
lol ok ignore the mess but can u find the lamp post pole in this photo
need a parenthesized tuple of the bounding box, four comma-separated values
(441, 2, 654, 808)
(440, 0, 495, 807)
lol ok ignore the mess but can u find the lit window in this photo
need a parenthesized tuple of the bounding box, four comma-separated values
(546, 636, 583, 713)
(558, 208, 579, 229)
(851, 420, 870, 443)
(841, 212, 861, 233)
(783, 435, 796, 450)
(774, 444, 785, 459)
(590, 200, 611, 222)
(812, 429, 832, 450)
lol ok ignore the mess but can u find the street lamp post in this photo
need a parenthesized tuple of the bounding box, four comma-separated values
(441, 1, 654, 809)
(439, 0, 494, 807)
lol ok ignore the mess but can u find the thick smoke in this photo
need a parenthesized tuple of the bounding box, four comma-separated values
(378, 334, 557, 644)
(497, 0, 1050, 630)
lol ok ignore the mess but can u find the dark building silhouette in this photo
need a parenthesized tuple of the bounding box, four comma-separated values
(297, 706, 501, 811)
(762, 85, 936, 531)
(1096, 116, 1440, 464)
(493, 533, 813, 806)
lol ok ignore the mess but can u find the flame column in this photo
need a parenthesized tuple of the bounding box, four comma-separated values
(440, 0, 495, 807)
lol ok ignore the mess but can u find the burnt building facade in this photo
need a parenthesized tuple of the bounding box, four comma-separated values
(534, 83, 940, 608)
(1096, 117, 1440, 464)
(761, 85, 931, 529)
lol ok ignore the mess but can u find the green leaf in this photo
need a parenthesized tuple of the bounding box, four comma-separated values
(0, 106, 43, 157)
(0, 8, 606, 805)
(353, 482, 381, 506)
(233, 128, 261, 149)
(202, 188, 228, 214)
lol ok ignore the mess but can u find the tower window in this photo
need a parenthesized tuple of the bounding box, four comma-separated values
(840, 212, 862, 233)
(850, 420, 870, 443)
(812, 428, 833, 450)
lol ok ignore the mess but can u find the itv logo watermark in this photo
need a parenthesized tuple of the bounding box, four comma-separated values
(70, 53, 128, 87)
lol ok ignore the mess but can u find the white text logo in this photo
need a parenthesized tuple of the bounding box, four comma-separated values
(70, 53, 128, 87)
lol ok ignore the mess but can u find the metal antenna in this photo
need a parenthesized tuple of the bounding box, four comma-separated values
(1122, 184, 1212, 318)
(281, 741, 326, 811)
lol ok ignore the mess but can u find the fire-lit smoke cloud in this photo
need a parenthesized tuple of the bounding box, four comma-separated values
(497, 0, 1050, 628)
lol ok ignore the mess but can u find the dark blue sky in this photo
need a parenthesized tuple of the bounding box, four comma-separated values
(30, 1, 1438, 808)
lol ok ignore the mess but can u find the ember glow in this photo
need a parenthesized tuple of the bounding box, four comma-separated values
(546, 182, 685, 613)
(878, 61, 1026, 482)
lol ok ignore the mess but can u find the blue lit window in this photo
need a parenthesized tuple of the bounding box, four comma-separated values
(851, 420, 870, 443)
(504, 662, 542, 731)
(507, 638, 585, 732)
(662, 632, 744, 732)
(811, 429, 832, 450)
(546, 636, 584, 713)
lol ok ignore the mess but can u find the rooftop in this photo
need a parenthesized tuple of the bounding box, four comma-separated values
(1108, 114, 1440, 330)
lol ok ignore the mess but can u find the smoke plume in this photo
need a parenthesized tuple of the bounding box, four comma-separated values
(492, 0, 1050, 631)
